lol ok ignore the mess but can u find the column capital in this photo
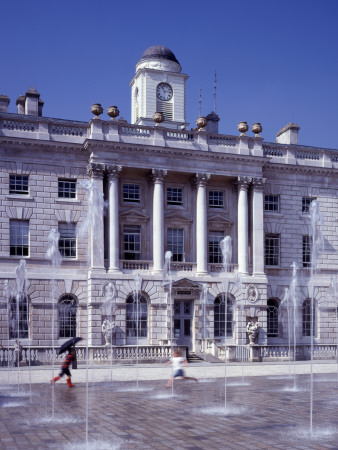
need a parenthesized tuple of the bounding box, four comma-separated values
(151, 168, 167, 183)
(106, 165, 122, 178)
(251, 177, 266, 191)
(194, 173, 211, 187)
(236, 176, 252, 191)
(87, 163, 105, 178)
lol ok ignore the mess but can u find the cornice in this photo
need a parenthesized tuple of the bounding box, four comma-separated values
(0, 136, 84, 152)
(263, 162, 338, 175)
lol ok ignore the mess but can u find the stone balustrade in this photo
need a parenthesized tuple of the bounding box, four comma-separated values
(1, 112, 337, 168)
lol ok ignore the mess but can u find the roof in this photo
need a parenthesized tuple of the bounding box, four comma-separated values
(138, 45, 180, 65)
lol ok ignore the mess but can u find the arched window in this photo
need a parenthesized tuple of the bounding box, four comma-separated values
(9, 294, 29, 339)
(126, 295, 148, 338)
(59, 295, 77, 338)
(214, 295, 233, 338)
(267, 299, 279, 337)
(302, 299, 316, 337)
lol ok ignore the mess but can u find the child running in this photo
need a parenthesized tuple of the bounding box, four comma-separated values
(51, 348, 76, 387)
(164, 348, 198, 388)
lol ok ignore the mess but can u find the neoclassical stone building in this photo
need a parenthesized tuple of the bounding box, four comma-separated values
(0, 46, 337, 361)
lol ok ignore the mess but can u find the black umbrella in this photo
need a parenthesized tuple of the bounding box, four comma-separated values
(58, 337, 83, 355)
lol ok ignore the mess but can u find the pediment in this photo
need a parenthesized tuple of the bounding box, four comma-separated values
(207, 214, 233, 225)
(164, 212, 193, 223)
(163, 277, 202, 292)
(119, 209, 150, 222)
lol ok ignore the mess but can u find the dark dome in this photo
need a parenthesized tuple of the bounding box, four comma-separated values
(139, 45, 180, 65)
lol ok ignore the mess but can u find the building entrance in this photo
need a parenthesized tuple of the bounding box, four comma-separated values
(173, 299, 193, 350)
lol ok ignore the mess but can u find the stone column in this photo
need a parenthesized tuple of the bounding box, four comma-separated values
(252, 178, 265, 275)
(195, 173, 210, 275)
(237, 177, 251, 274)
(86, 163, 105, 270)
(152, 169, 167, 273)
(107, 165, 122, 272)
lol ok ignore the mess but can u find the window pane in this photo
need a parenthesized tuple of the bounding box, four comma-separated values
(126, 295, 147, 337)
(302, 299, 316, 337)
(267, 299, 279, 337)
(123, 184, 140, 203)
(302, 197, 316, 213)
(167, 228, 183, 262)
(167, 187, 183, 205)
(10, 220, 29, 256)
(123, 225, 141, 260)
(264, 195, 279, 212)
(59, 297, 77, 338)
(58, 179, 76, 199)
(9, 175, 29, 195)
(265, 234, 280, 266)
(9, 295, 29, 339)
(209, 190, 224, 208)
(58, 223, 76, 258)
(303, 235, 311, 268)
(214, 296, 233, 338)
(209, 231, 224, 263)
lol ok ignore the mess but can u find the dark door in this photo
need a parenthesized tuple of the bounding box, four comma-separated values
(173, 300, 193, 350)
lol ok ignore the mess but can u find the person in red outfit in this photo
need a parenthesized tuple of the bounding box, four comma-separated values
(51, 348, 76, 387)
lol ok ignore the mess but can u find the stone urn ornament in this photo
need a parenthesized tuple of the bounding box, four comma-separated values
(91, 103, 103, 118)
(246, 321, 259, 344)
(252, 122, 262, 137)
(196, 116, 207, 130)
(238, 121, 249, 135)
(153, 111, 165, 125)
(107, 105, 119, 120)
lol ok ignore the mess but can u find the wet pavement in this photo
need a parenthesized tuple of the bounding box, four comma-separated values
(0, 362, 338, 449)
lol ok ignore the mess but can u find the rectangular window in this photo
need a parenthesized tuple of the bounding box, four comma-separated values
(123, 225, 141, 260)
(123, 184, 140, 203)
(10, 220, 29, 256)
(167, 187, 183, 205)
(302, 197, 316, 213)
(209, 231, 224, 263)
(167, 228, 184, 262)
(58, 223, 77, 258)
(209, 190, 224, 208)
(265, 234, 280, 266)
(58, 179, 76, 199)
(264, 195, 279, 212)
(9, 175, 29, 195)
(302, 235, 312, 268)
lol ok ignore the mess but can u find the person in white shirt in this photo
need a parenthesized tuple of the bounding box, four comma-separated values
(164, 348, 198, 388)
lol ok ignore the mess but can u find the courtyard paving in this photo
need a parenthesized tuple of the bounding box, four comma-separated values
(0, 362, 338, 449)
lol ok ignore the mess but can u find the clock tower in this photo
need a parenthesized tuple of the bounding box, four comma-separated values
(130, 46, 189, 129)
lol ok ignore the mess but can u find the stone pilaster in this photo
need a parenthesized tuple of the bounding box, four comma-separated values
(195, 173, 210, 275)
(106, 165, 122, 272)
(252, 177, 265, 275)
(237, 177, 251, 274)
(86, 163, 105, 270)
(152, 169, 167, 273)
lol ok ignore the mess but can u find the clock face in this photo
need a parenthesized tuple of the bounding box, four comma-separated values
(156, 83, 173, 101)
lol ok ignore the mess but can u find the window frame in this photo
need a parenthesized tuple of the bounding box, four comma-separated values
(59, 295, 77, 338)
(208, 190, 225, 209)
(302, 235, 312, 268)
(123, 225, 141, 260)
(58, 223, 77, 259)
(167, 227, 184, 262)
(10, 219, 29, 257)
(9, 174, 29, 195)
(214, 295, 233, 338)
(166, 186, 183, 206)
(9, 294, 29, 339)
(122, 183, 141, 204)
(208, 231, 224, 263)
(302, 197, 316, 214)
(302, 298, 316, 337)
(58, 178, 77, 199)
(265, 233, 280, 267)
(264, 194, 279, 213)
(126, 294, 148, 339)
(267, 298, 279, 337)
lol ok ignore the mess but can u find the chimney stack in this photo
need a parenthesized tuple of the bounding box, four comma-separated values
(276, 123, 300, 145)
(0, 94, 10, 113)
(205, 111, 220, 134)
(16, 95, 25, 114)
(24, 87, 41, 116)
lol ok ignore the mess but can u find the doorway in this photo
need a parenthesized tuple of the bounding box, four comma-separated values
(173, 299, 193, 350)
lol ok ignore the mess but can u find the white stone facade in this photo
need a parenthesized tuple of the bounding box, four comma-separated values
(0, 47, 338, 360)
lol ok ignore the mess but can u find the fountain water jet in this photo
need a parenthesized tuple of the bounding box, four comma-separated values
(220, 236, 232, 410)
(133, 273, 142, 390)
(164, 251, 174, 396)
(46, 228, 62, 418)
(309, 200, 324, 435)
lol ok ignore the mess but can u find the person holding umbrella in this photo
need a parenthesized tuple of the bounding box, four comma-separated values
(51, 337, 82, 387)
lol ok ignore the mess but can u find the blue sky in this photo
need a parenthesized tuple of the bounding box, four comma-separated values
(1, 0, 338, 148)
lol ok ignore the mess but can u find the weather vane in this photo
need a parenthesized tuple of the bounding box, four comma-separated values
(213, 70, 217, 113)
(199, 87, 202, 117)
